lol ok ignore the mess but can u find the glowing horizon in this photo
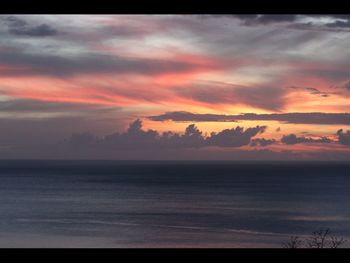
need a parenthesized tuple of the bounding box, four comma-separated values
(1, 15, 350, 160)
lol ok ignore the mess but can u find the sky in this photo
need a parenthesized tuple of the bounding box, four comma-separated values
(1, 14, 350, 160)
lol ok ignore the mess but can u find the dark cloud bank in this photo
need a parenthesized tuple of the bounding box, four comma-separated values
(0, 119, 274, 160)
(1, 118, 350, 160)
(234, 15, 350, 28)
(0, 48, 209, 78)
(175, 84, 286, 111)
(149, 111, 350, 125)
(54, 119, 349, 149)
(62, 119, 267, 150)
(281, 134, 332, 145)
(2, 16, 58, 37)
(337, 129, 350, 146)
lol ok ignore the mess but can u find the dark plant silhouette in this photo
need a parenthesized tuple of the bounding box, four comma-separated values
(283, 228, 347, 248)
(283, 235, 303, 248)
(330, 236, 347, 248)
(307, 228, 330, 248)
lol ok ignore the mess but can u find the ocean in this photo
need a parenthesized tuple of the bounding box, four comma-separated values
(0, 160, 349, 248)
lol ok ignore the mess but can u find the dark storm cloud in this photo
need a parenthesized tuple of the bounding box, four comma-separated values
(336, 129, 350, 145)
(0, 49, 205, 77)
(250, 138, 276, 147)
(62, 119, 266, 150)
(2, 16, 58, 37)
(149, 111, 350, 125)
(281, 134, 332, 145)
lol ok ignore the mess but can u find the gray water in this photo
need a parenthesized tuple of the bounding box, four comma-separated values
(0, 160, 349, 247)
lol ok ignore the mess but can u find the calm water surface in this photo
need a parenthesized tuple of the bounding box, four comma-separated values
(0, 161, 349, 247)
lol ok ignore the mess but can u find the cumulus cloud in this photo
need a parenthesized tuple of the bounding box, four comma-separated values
(2, 118, 350, 160)
(62, 119, 266, 150)
(336, 129, 350, 145)
(250, 138, 276, 147)
(149, 111, 350, 125)
(281, 134, 332, 145)
(207, 126, 266, 147)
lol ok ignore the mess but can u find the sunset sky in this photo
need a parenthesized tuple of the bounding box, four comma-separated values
(1, 14, 350, 160)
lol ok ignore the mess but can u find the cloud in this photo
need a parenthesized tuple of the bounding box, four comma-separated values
(343, 81, 350, 91)
(336, 129, 350, 145)
(234, 15, 298, 26)
(9, 23, 57, 37)
(2, 118, 350, 160)
(0, 98, 132, 148)
(234, 86, 286, 111)
(174, 83, 287, 111)
(0, 116, 122, 147)
(303, 68, 350, 82)
(281, 134, 332, 145)
(149, 111, 238, 122)
(67, 132, 99, 147)
(288, 86, 332, 97)
(0, 48, 217, 78)
(63, 119, 266, 150)
(234, 15, 350, 29)
(2, 16, 27, 27)
(0, 98, 120, 114)
(149, 111, 350, 125)
(250, 138, 276, 147)
(206, 126, 266, 147)
(322, 15, 350, 28)
(2, 16, 58, 37)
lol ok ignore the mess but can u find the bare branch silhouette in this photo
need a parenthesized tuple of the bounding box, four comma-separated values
(307, 228, 330, 248)
(283, 235, 303, 248)
(330, 236, 347, 248)
(283, 228, 347, 248)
